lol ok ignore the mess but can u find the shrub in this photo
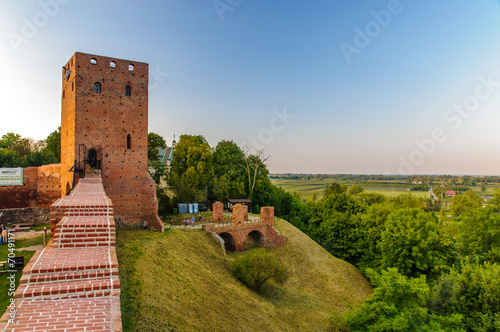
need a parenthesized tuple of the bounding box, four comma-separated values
(232, 248, 288, 292)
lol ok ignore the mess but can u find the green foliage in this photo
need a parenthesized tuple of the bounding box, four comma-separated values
(390, 193, 426, 209)
(147, 132, 167, 163)
(347, 184, 365, 196)
(379, 209, 454, 279)
(232, 248, 288, 292)
(450, 190, 484, 217)
(211, 140, 246, 202)
(457, 207, 500, 263)
(430, 260, 500, 331)
(0, 131, 59, 167)
(343, 268, 464, 332)
(355, 203, 394, 270)
(45, 127, 61, 162)
(169, 135, 212, 202)
(309, 193, 366, 263)
(488, 188, 500, 212)
(323, 182, 348, 199)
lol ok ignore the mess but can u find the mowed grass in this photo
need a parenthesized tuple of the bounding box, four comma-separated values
(116, 219, 372, 332)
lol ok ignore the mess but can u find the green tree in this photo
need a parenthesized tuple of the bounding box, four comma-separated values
(343, 268, 464, 332)
(147, 132, 167, 163)
(0, 148, 20, 167)
(211, 140, 246, 201)
(232, 248, 288, 292)
(0, 132, 31, 159)
(430, 260, 500, 331)
(379, 209, 454, 279)
(238, 150, 270, 202)
(45, 127, 61, 162)
(347, 184, 365, 196)
(458, 208, 500, 263)
(449, 190, 483, 217)
(355, 203, 394, 270)
(323, 182, 348, 199)
(488, 188, 500, 212)
(169, 135, 211, 202)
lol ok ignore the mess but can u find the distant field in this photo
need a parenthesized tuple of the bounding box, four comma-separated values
(271, 177, 500, 201)
(272, 179, 434, 201)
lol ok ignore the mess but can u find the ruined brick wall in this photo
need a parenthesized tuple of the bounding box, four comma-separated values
(37, 164, 61, 208)
(0, 165, 61, 209)
(232, 204, 247, 225)
(213, 201, 223, 222)
(60, 52, 161, 230)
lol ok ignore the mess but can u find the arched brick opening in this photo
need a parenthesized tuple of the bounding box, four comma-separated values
(219, 232, 236, 252)
(243, 230, 264, 250)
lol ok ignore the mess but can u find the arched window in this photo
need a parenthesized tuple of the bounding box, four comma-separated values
(94, 82, 101, 94)
(110, 61, 116, 68)
(125, 85, 131, 97)
(90, 58, 97, 65)
(127, 134, 132, 149)
(128, 64, 134, 71)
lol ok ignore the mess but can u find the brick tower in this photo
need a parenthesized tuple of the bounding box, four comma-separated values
(60, 52, 163, 231)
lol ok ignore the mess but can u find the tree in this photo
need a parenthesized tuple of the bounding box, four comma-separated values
(379, 209, 454, 279)
(211, 140, 246, 202)
(237, 149, 270, 202)
(343, 268, 464, 332)
(45, 127, 61, 162)
(0, 133, 31, 159)
(169, 135, 211, 202)
(449, 190, 483, 217)
(429, 260, 500, 331)
(322, 182, 348, 199)
(147, 132, 167, 163)
(232, 248, 288, 292)
(347, 184, 365, 196)
(458, 207, 500, 263)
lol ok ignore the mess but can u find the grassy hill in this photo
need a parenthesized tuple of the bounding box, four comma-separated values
(116, 219, 373, 331)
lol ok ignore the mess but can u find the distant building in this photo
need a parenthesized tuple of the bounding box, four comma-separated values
(446, 190, 456, 197)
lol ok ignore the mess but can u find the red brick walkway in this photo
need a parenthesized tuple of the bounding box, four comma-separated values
(0, 178, 122, 332)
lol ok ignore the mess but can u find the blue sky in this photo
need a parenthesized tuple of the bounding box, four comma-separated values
(1, 0, 500, 174)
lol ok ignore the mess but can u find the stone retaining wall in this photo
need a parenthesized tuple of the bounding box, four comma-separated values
(0, 207, 49, 225)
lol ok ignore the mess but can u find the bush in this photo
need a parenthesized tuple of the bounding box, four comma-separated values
(232, 248, 288, 292)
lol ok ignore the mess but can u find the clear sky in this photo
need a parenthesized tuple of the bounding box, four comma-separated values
(1, 0, 500, 175)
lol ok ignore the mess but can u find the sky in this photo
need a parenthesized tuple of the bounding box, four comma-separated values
(1, 0, 500, 175)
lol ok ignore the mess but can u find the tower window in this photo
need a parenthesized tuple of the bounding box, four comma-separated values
(72, 82, 74, 91)
(94, 82, 101, 94)
(128, 64, 134, 71)
(63, 90, 65, 98)
(110, 61, 116, 68)
(127, 134, 132, 149)
(90, 58, 97, 65)
(125, 85, 131, 97)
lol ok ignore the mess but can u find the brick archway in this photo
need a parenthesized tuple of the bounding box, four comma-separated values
(243, 230, 264, 250)
(219, 232, 236, 251)
(203, 203, 287, 252)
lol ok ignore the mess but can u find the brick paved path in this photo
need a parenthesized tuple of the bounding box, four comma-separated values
(0, 178, 122, 332)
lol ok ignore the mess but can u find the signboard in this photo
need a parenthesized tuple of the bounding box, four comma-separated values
(0, 168, 23, 186)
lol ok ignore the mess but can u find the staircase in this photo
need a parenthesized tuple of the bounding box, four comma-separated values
(0, 177, 123, 331)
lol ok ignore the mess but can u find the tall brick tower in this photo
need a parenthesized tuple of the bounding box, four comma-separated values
(60, 52, 163, 231)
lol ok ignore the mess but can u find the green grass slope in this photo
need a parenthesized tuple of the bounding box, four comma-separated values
(116, 219, 372, 332)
